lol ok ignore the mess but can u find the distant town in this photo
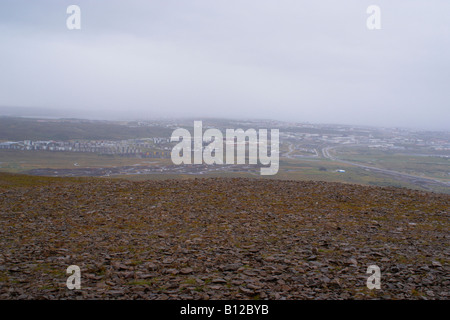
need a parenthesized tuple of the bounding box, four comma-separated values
(0, 137, 172, 158)
(1, 118, 449, 157)
(0, 117, 448, 193)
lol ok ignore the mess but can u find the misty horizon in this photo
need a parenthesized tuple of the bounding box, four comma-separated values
(1, 105, 448, 134)
(1, 1, 449, 131)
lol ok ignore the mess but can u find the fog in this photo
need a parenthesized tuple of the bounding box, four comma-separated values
(0, 0, 449, 130)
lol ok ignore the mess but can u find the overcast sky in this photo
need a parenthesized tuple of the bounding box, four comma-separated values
(0, 0, 449, 130)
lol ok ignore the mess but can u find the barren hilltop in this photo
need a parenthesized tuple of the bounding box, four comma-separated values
(0, 174, 448, 299)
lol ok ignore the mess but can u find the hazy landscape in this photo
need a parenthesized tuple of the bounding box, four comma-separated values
(0, 115, 448, 300)
(0, 0, 449, 306)
(0, 116, 448, 194)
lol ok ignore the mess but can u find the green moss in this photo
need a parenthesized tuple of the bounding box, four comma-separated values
(128, 280, 154, 286)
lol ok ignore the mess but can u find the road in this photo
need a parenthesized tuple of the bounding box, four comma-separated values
(284, 143, 318, 159)
(321, 146, 450, 190)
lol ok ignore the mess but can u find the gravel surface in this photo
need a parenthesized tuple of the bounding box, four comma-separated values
(0, 178, 448, 299)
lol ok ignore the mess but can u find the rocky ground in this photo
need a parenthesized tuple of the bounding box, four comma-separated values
(0, 177, 448, 299)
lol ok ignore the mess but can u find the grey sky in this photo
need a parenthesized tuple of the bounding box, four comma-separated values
(0, 0, 449, 130)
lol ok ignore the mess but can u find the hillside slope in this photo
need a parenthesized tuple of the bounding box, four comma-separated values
(0, 176, 448, 299)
